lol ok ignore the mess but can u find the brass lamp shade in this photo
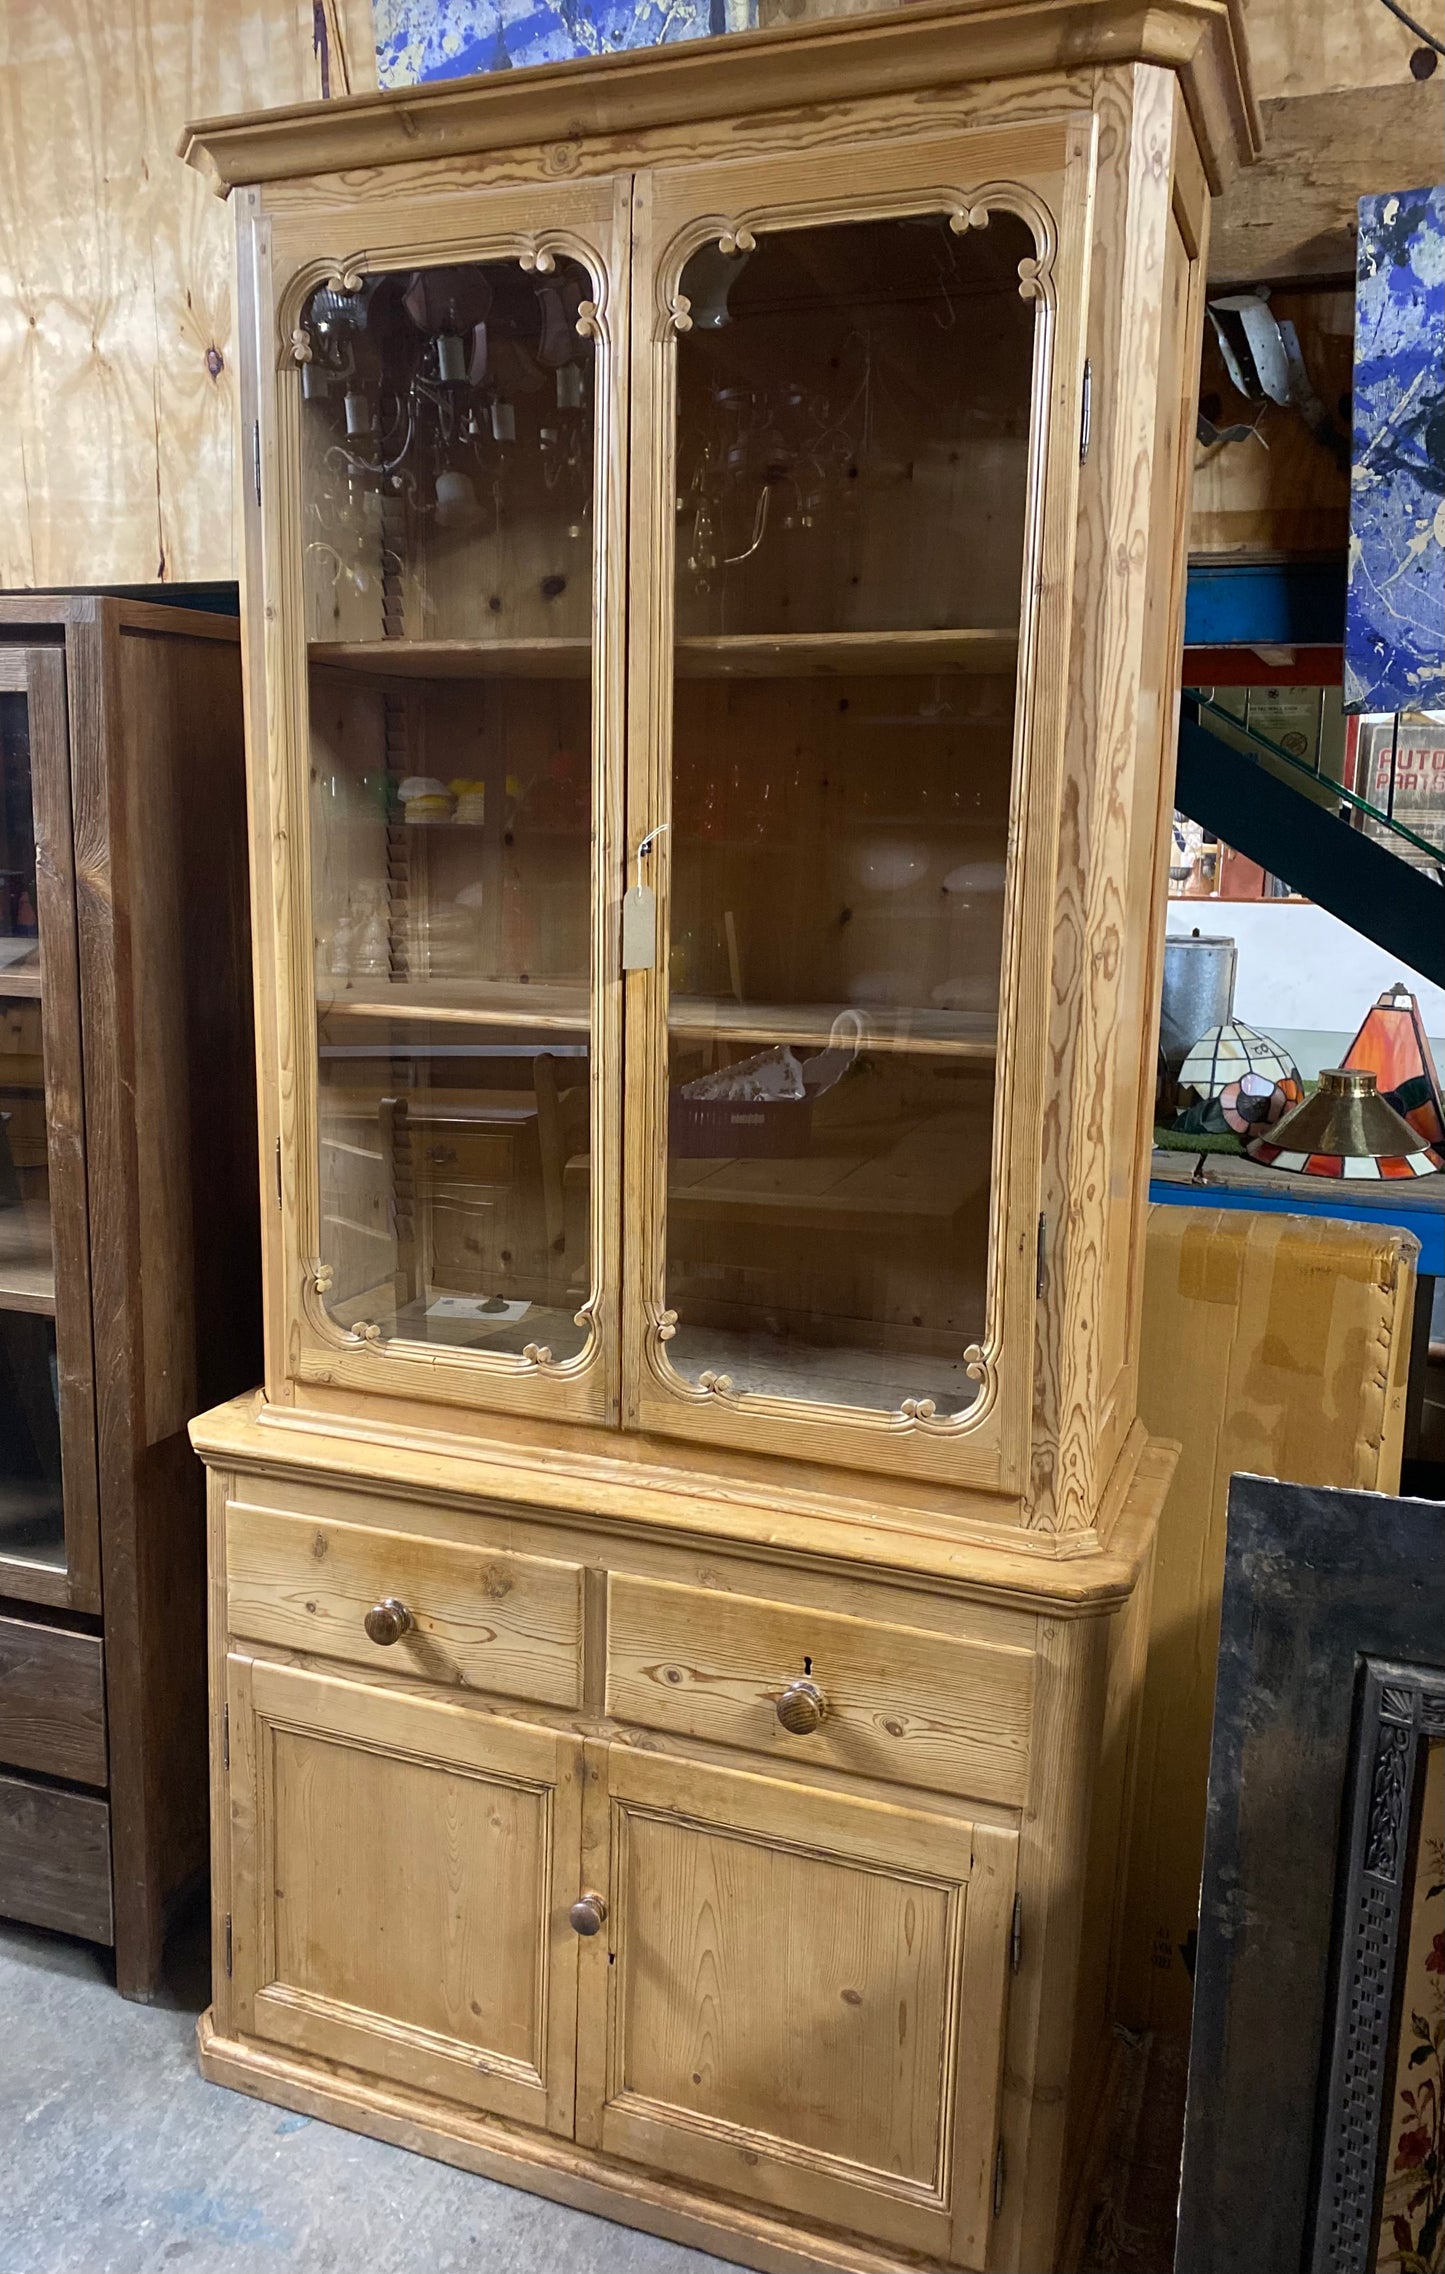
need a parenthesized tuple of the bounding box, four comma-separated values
(1246, 1067, 1444, 1180)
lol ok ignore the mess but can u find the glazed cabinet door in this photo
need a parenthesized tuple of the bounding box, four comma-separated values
(576, 1745, 1016, 2265)
(248, 174, 629, 1426)
(623, 116, 1093, 1490)
(0, 648, 98, 1613)
(226, 1656, 583, 2135)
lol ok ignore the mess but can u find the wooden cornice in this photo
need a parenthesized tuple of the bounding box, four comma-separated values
(181, 0, 1259, 200)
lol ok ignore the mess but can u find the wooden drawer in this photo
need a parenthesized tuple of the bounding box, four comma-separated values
(227, 1499, 585, 1708)
(0, 1613, 107, 1785)
(0, 1769, 112, 1943)
(605, 1574, 1034, 1804)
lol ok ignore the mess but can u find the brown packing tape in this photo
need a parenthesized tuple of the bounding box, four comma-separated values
(1175, 1215, 1245, 1309)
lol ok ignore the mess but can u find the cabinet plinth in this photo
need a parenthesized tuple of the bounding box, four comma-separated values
(187, 2, 1239, 2263)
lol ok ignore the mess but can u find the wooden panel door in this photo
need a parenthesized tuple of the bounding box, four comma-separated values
(227, 1656, 583, 2135)
(577, 1745, 1016, 2266)
(0, 647, 99, 1613)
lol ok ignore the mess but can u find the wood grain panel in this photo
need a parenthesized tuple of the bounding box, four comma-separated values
(0, 1768, 112, 1943)
(0, 0, 326, 589)
(620, 1811, 951, 2182)
(1236, 0, 1421, 100)
(579, 1744, 1016, 2259)
(67, 605, 254, 1999)
(605, 1573, 1033, 1803)
(231, 1657, 583, 2135)
(227, 1498, 585, 1705)
(0, 1613, 106, 1785)
(269, 1730, 548, 2064)
(1209, 82, 1445, 287)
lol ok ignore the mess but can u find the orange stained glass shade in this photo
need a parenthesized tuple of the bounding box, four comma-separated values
(1342, 984, 1445, 1146)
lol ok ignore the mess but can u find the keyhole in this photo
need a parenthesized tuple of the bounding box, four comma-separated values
(803, 1655, 812, 1675)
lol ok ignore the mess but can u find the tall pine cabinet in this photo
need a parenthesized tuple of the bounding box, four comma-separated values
(185, 5, 1254, 2265)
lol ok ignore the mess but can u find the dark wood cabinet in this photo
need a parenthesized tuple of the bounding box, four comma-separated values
(0, 597, 259, 1997)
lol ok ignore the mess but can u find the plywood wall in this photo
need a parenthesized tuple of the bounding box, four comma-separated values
(0, 1, 341, 587)
(0, 0, 1437, 587)
(1236, 0, 1426, 99)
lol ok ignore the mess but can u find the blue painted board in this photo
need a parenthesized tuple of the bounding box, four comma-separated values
(1344, 185, 1445, 716)
(1183, 559, 1345, 649)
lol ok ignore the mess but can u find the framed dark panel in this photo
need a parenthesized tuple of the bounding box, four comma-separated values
(1178, 1476, 1445, 2274)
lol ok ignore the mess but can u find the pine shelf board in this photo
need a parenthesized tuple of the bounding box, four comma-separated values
(309, 638, 591, 679)
(673, 629, 1020, 678)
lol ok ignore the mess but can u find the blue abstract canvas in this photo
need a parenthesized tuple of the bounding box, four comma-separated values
(374, 0, 756, 83)
(1344, 185, 1445, 716)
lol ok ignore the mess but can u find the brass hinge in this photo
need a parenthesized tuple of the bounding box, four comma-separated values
(1079, 359, 1092, 463)
(274, 1137, 282, 1206)
(224, 1914, 233, 1977)
(994, 2136, 1006, 2217)
(222, 1706, 230, 1772)
(1011, 1891, 1023, 1973)
(1036, 1213, 1047, 1299)
(252, 420, 262, 508)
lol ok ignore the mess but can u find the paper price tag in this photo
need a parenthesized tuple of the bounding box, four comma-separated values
(621, 881, 658, 971)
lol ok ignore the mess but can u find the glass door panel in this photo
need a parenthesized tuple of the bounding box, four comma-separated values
(0, 661, 98, 1608)
(296, 256, 603, 1371)
(662, 212, 1038, 1419)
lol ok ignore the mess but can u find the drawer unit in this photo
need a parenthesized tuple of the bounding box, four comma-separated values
(0, 1771, 112, 1944)
(226, 1499, 585, 1708)
(605, 1574, 1035, 1805)
(0, 1611, 107, 1785)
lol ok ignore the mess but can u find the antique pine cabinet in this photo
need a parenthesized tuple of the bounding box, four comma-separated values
(184, 5, 1253, 2267)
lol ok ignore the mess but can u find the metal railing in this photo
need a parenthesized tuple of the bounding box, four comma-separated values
(1183, 691, 1445, 882)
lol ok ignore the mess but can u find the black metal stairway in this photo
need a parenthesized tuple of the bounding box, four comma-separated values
(1173, 694, 1445, 988)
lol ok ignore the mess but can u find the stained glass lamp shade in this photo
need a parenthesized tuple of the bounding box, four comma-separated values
(1175, 1019, 1302, 1138)
(1341, 984, 1445, 1147)
(1247, 1067, 1444, 1179)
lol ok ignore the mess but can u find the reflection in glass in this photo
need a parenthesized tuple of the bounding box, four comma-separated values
(663, 212, 1037, 1415)
(298, 256, 599, 1358)
(0, 697, 61, 1566)
(317, 1019, 591, 1358)
(0, 695, 41, 975)
(298, 258, 596, 647)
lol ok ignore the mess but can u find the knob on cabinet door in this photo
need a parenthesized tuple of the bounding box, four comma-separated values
(569, 1891, 608, 1936)
(364, 1597, 414, 1646)
(776, 1677, 827, 1735)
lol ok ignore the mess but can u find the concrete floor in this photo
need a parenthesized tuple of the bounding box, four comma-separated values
(0, 1912, 728, 2274)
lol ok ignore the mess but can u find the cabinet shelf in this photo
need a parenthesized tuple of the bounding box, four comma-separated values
(308, 630, 1018, 684)
(0, 959, 41, 1000)
(0, 1212, 56, 1316)
(316, 978, 589, 1033)
(673, 630, 1019, 679)
(310, 638, 591, 680)
(669, 997, 997, 1060)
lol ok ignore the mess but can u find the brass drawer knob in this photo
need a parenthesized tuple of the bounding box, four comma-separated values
(776, 1677, 827, 1735)
(364, 1597, 414, 1647)
(569, 1891, 608, 1937)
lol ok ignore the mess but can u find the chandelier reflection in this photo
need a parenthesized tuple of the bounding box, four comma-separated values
(299, 258, 595, 625)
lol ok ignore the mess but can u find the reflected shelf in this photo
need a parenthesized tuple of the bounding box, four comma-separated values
(0, 1211, 56, 1316)
(307, 629, 1018, 683)
(0, 965, 40, 1000)
(673, 630, 1019, 679)
(669, 997, 997, 1060)
(661, 1323, 979, 1414)
(316, 977, 589, 1032)
(309, 638, 591, 680)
